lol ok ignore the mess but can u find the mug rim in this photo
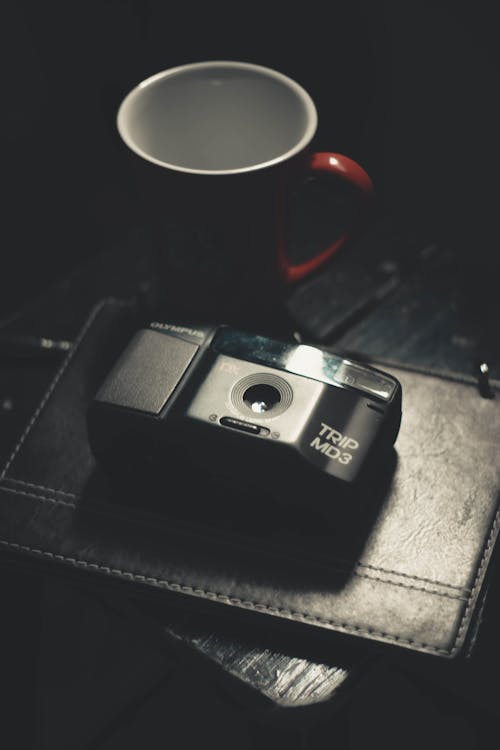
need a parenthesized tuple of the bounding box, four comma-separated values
(116, 60, 318, 176)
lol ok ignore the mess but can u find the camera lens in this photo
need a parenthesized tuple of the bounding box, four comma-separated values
(232, 372, 293, 418)
(243, 384, 281, 413)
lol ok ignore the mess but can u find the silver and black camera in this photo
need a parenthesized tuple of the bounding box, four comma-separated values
(88, 321, 402, 508)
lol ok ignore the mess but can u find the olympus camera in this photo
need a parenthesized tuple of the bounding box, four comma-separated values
(87, 321, 402, 507)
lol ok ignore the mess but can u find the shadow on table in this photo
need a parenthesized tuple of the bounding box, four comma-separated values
(78, 441, 398, 593)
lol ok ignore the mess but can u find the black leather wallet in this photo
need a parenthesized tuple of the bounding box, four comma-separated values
(1, 298, 499, 660)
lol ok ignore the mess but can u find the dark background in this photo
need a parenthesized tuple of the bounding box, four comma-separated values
(2, 2, 500, 748)
(4, 0, 500, 321)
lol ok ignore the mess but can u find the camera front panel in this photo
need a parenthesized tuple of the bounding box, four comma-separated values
(183, 353, 400, 484)
(88, 321, 402, 490)
(184, 353, 325, 442)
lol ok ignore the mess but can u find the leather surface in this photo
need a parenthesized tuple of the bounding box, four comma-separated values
(0, 298, 499, 659)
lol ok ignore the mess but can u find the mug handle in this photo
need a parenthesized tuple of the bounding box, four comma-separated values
(277, 152, 375, 284)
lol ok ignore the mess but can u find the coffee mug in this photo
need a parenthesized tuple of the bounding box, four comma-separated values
(117, 60, 374, 325)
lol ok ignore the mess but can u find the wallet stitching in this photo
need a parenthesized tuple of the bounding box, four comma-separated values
(451, 501, 500, 651)
(0, 297, 115, 481)
(0, 476, 472, 594)
(0, 536, 454, 656)
(1, 485, 77, 510)
(4, 478, 78, 498)
(0, 484, 470, 602)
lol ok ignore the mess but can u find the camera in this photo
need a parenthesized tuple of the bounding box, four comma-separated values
(87, 322, 402, 508)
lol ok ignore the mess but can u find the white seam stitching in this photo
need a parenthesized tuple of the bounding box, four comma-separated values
(0, 484, 468, 601)
(348, 560, 468, 592)
(451, 501, 500, 654)
(4, 478, 78, 498)
(357, 573, 468, 601)
(0, 297, 115, 480)
(0, 486, 76, 509)
(0, 537, 453, 655)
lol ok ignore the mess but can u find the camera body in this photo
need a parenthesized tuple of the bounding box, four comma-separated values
(87, 322, 402, 504)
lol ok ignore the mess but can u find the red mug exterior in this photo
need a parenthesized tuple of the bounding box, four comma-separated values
(117, 61, 374, 325)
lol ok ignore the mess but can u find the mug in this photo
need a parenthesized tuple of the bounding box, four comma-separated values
(117, 60, 374, 326)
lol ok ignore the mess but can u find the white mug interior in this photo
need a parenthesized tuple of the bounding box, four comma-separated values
(117, 61, 317, 175)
